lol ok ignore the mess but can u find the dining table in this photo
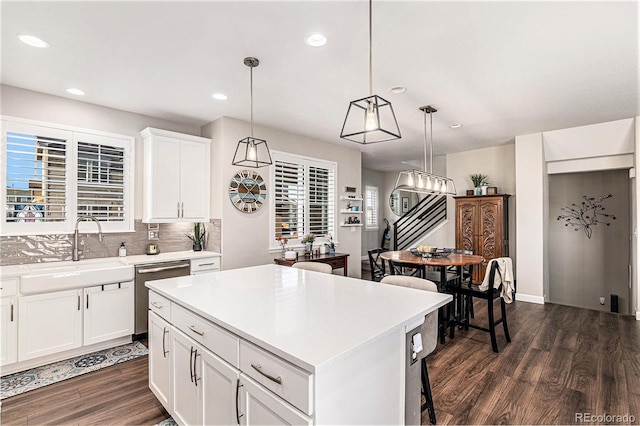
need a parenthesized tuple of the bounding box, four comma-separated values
(379, 250, 485, 341)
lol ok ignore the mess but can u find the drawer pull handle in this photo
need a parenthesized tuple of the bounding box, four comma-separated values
(151, 302, 163, 309)
(251, 363, 282, 385)
(138, 264, 189, 274)
(196, 262, 216, 267)
(188, 325, 205, 336)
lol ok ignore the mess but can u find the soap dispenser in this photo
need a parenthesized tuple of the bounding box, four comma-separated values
(119, 242, 127, 257)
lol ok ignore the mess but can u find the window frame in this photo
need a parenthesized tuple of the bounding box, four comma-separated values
(365, 185, 379, 231)
(269, 150, 337, 251)
(1, 116, 135, 236)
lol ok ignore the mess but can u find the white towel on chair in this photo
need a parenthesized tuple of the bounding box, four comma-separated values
(479, 257, 514, 303)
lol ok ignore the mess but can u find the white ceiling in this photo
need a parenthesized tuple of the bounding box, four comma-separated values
(2, 1, 638, 171)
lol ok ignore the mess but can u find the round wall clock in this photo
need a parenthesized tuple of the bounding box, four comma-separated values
(229, 169, 267, 213)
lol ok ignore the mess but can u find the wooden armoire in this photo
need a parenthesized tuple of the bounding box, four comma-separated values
(454, 194, 510, 282)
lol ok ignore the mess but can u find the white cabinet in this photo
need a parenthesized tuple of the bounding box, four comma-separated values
(149, 311, 172, 410)
(141, 127, 211, 223)
(84, 281, 134, 346)
(190, 256, 220, 275)
(18, 289, 83, 361)
(240, 375, 312, 426)
(171, 327, 239, 426)
(0, 277, 18, 366)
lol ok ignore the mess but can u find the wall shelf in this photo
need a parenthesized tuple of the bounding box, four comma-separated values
(340, 224, 363, 227)
(340, 209, 362, 214)
(339, 196, 363, 201)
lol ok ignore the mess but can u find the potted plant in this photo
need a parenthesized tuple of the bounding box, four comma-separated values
(187, 222, 206, 251)
(325, 234, 336, 255)
(301, 233, 316, 254)
(469, 174, 489, 195)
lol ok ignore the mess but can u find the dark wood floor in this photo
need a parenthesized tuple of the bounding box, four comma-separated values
(2, 268, 639, 425)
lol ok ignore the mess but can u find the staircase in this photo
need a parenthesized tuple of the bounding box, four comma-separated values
(393, 194, 447, 250)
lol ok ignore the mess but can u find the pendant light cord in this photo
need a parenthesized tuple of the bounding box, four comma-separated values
(368, 0, 373, 96)
(250, 64, 254, 138)
(423, 109, 433, 174)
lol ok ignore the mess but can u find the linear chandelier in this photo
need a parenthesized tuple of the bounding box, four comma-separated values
(232, 57, 273, 168)
(394, 105, 456, 196)
(340, 0, 400, 144)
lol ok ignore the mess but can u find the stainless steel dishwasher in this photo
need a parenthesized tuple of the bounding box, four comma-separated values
(134, 259, 190, 336)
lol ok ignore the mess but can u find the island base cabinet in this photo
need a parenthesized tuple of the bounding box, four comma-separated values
(18, 289, 82, 361)
(239, 375, 312, 426)
(84, 281, 134, 346)
(171, 328, 239, 426)
(149, 312, 172, 411)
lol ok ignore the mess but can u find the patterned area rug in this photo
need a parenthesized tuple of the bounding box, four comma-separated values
(0, 341, 148, 400)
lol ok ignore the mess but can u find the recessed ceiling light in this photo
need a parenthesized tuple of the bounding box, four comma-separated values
(305, 33, 327, 47)
(212, 93, 228, 100)
(18, 34, 49, 48)
(66, 88, 85, 96)
(449, 123, 463, 129)
(389, 86, 406, 94)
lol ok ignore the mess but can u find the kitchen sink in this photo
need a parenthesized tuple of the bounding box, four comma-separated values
(20, 259, 135, 295)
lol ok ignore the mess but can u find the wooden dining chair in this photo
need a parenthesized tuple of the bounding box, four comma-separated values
(380, 275, 439, 424)
(454, 259, 511, 352)
(292, 262, 333, 274)
(387, 259, 426, 279)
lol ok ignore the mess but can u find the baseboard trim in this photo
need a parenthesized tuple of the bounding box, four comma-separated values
(516, 293, 545, 304)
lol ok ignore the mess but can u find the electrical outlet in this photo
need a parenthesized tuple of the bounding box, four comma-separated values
(148, 230, 159, 240)
(599, 297, 605, 305)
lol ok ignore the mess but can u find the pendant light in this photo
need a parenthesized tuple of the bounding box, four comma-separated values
(340, 0, 400, 144)
(394, 105, 456, 196)
(232, 57, 272, 168)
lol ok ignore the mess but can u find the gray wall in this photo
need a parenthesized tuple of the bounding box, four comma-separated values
(548, 170, 630, 314)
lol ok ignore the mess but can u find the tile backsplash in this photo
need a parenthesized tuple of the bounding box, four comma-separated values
(0, 219, 221, 266)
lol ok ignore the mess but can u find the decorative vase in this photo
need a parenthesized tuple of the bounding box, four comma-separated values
(193, 243, 202, 251)
(329, 247, 335, 255)
(304, 242, 312, 253)
(475, 187, 483, 196)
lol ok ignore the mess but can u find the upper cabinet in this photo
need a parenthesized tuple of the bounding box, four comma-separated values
(141, 128, 211, 223)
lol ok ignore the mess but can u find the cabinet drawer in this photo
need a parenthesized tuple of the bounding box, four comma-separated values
(149, 291, 171, 321)
(240, 340, 313, 416)
(0, 278, 18, 297)
(172, 303, 238, 368)
(190, 256, 220, 273)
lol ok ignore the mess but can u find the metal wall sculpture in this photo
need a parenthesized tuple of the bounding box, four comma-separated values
(557, 194, 616, 239)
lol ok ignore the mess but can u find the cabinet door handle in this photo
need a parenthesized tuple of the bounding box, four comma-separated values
(177, 202, 181, 218)
(86, 293, 89, 309)
(188, 325, 205, 336)
(193, 349, 200, 386)
(181, 202, 184, 218)
(235, 378, 244, 424)
(189, 347, 195, 383)
(78, 295, 81, 311)
(251, 363, 282, 385)
(162, 327, 168, 358)
(151, 301, 163, 309)
(10, 299, 14, 322)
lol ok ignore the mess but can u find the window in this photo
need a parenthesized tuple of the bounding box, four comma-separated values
(1, 119, 134, 235)
(271, 151, 336, 249)
(365, 185, 379, 230)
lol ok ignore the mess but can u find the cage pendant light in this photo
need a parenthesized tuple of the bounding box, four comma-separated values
(232, 57, 273, 168)
(340, 0, 400, 144)
(394, 105, 456, 196)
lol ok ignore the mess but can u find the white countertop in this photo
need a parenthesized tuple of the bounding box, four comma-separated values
(146, 264, 451, 373)
(121, 250, 220, 266)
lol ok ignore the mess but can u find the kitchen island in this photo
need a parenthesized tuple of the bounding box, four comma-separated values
(146, 264, 451, 425)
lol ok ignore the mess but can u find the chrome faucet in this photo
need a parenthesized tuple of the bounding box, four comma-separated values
(73, 215, 103, 261)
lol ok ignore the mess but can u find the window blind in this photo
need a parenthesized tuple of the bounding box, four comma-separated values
(365, 185, 379, 229)
(274, 160, 305, 239)
(5, 131, 67, 223)
(77, 141, 125, 221)
(308, 165, 334, 236)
